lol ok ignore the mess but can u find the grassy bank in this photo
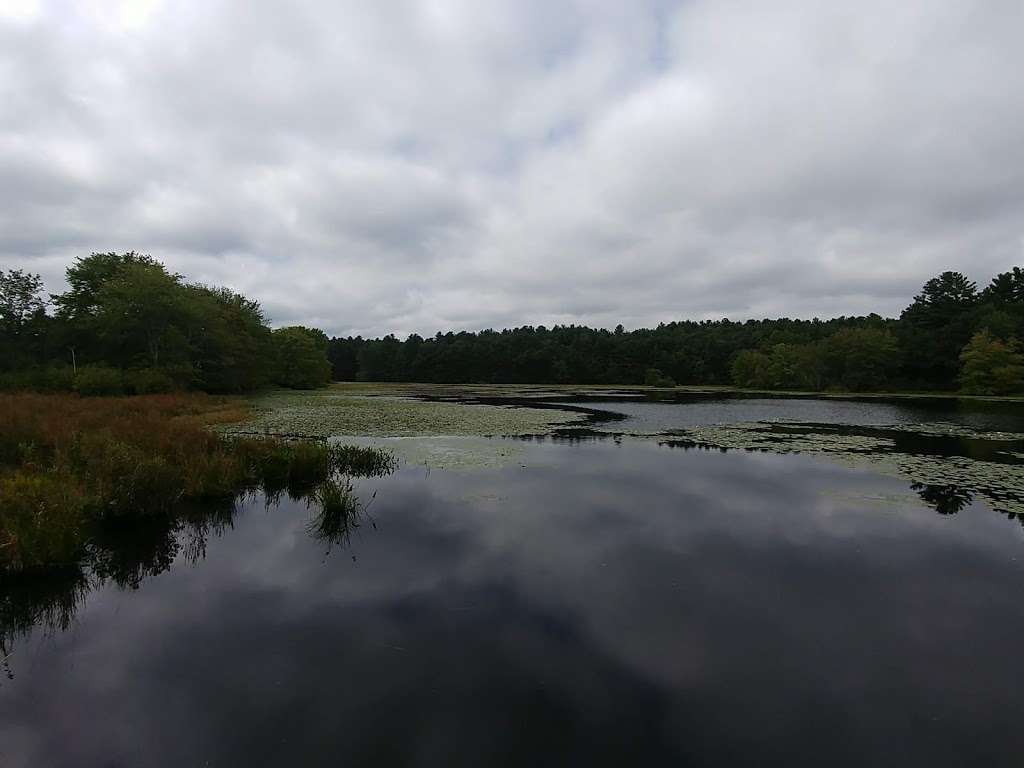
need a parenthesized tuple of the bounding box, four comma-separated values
(0, 393, 395, 572)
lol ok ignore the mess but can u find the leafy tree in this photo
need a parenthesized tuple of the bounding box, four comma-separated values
(982, 267, 1024, 305)
(92, 261, 194, 370)
(765, 343, 824, 390)
(731, 350, 772, 388)
(0, 270, 46, 333)
(959, 330, 1024, 395)
(899, 271, 979, 389)
(0, 270, 48, 370)
(825, 327, 900, 391)
(271, 327, 332, 389)
(187, 286, 272, 392)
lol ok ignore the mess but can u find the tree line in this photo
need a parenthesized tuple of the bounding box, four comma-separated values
(1, 252, 331, 394)
(327, 268, 1024, 395)
(3, 255, 1022, 395)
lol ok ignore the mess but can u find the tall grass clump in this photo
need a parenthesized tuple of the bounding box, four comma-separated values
(0, 472, 89, 571)
(331, 444, 399, 477)
(307, 478, 362, 551)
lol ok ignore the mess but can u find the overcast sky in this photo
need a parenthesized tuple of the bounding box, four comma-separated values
(2, 0, 1022, 337)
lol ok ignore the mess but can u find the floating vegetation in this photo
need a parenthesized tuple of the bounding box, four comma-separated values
(330, 435, 534, 472)
(663, 420, 1024, 522)
(224, 388, 585, 439)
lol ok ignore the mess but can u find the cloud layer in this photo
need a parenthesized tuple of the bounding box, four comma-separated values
(2, 0, 1022, 336)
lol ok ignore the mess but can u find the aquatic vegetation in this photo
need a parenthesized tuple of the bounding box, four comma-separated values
(0, 393, 396, 572)
(0, 472, 90, 571)
(330, 443, 399, 476)
(317, 434, 533, 472)
(663, 420, 1024, 520)
(307, 478, 364, 553)
(224, 388, 585, 439)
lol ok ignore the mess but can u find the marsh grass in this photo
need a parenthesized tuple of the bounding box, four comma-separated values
(307, 478, 365, 553)
(331, 444, 399, 477)
(0, 393, 395, 572)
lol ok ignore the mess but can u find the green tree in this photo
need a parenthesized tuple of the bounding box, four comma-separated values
(0, 270, 46, 333)
(766, 343, 824, 390)
(0, 270, 48, 370)
(92, 261, 194, 370)
(731, 349, 772, 389)
(958, 330, 1024, 395)
(899, 271, 978, 389)
(982, 267, 1024, 305)
(272, 326, 332, 389)
(825, 327, 900, 391)
(187, 286, 272, 392)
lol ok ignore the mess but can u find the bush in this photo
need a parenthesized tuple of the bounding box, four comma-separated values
(0, 366, 75, 393)
(128, 368, 177, 395)
(74, 366, 125, 396)
(643, 368, 676, 387)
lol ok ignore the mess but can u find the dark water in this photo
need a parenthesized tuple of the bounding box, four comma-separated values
(4, 399, 1024, 766)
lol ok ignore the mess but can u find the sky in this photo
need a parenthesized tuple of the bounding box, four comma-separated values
(1, 0, 1022, 338)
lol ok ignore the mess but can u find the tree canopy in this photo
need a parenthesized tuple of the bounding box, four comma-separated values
(3, 256, 1023, 396)
(326, 267, 1023, 395)
(1, 253, 330, 394)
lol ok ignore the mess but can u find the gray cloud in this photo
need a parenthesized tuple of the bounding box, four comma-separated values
(1, 0, 1022, 336)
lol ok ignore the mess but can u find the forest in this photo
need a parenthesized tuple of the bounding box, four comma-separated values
(329, 269, 1024, 395)
(3, 254, 1023, 395)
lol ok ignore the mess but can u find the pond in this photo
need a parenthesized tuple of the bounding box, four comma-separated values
(3, 393, 1024, 766)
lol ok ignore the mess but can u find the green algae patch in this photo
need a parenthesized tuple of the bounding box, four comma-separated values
(223, 389, 584, 440)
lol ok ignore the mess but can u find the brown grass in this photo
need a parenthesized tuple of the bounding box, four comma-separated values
(0, 393, 393, 572)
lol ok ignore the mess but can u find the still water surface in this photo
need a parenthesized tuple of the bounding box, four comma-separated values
(3, 397, 1024, 766)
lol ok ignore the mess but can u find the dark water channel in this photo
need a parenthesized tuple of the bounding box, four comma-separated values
(3, 396, 1024, 766)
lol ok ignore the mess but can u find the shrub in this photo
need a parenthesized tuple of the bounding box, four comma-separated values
(643, 368, 676, 388)
(74, 366, 125, 396)
(129, 368, 177, 395)
(0, 366, 75, 393)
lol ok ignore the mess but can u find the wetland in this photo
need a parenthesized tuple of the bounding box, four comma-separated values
(3, 384, 1024, 766)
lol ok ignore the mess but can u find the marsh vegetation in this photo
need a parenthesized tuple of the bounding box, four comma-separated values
(0, 393, 394, 572)
(3, 385, 1024, 765)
